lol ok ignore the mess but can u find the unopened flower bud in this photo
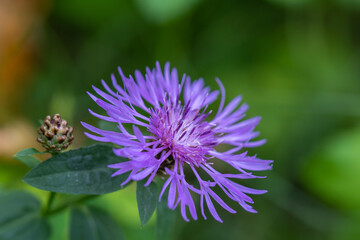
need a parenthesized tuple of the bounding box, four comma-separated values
(37, 114, 74, 153)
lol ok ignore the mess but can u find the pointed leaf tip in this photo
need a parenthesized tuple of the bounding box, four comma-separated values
(136, 179, 158, 226)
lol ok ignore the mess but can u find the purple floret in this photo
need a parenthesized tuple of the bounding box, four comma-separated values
(82, 62, 273, 222)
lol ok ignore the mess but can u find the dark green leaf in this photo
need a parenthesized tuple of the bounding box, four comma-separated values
(23, 144, 129, 194)
(156, 189, 176, 240)
(0, 191, 50, 240)
(136, 179, 158, 226)
(14, 148, 45, 168)
(69, 205, 124, 240)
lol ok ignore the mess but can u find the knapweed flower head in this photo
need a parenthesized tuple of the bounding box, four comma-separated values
(37, 114, 74, 153)
(82, 62, 273, 222)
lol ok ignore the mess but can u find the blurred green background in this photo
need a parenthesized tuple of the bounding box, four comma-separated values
(1, 0, 360, 239)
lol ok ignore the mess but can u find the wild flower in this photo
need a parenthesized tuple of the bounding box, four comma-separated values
(82, 62, 273, 222)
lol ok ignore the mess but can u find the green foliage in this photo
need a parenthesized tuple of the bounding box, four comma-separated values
(156, 191, 176, 240)
(136, 180, 158, 226)
(0, 191, 50, 240)
(23, 144, 129, 194)
(266, 0, 312, 8)
(302, 125, 360, 209)
(135, 0, 200, 23)
(53, 0, 128, 28)
(14, 148, 45, 168)
(69, 205, 124, 240)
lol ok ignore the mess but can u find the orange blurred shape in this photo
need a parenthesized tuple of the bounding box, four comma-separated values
(0, 0, 50, 115)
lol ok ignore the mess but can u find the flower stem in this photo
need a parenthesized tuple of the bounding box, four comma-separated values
(44, 194, 98, 217)
(41, 152, 61, 215)
(43, 192, 56, 215)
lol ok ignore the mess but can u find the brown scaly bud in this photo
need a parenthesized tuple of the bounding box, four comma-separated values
(37, 114, 74, 153)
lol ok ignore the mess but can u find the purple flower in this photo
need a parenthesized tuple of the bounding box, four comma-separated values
(82, 62, 273, 222)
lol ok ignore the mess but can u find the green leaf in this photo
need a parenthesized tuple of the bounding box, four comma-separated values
(69, 205, 124, 240)
(23, 144, 129, 195)
(0, 191, 50, 240)
(302, 124, 360, 209)
(136, 179, 158, 226)
(156, 190, 176, 240)
(14, 148, 45, 168)
(15, 148, 42, 156)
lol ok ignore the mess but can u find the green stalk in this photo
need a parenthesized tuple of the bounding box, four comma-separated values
(42, 191, 56, 216)
(44, 195, 98, 217)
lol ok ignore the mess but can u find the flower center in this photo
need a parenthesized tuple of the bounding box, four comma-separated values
(148, 101, 217, 169)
